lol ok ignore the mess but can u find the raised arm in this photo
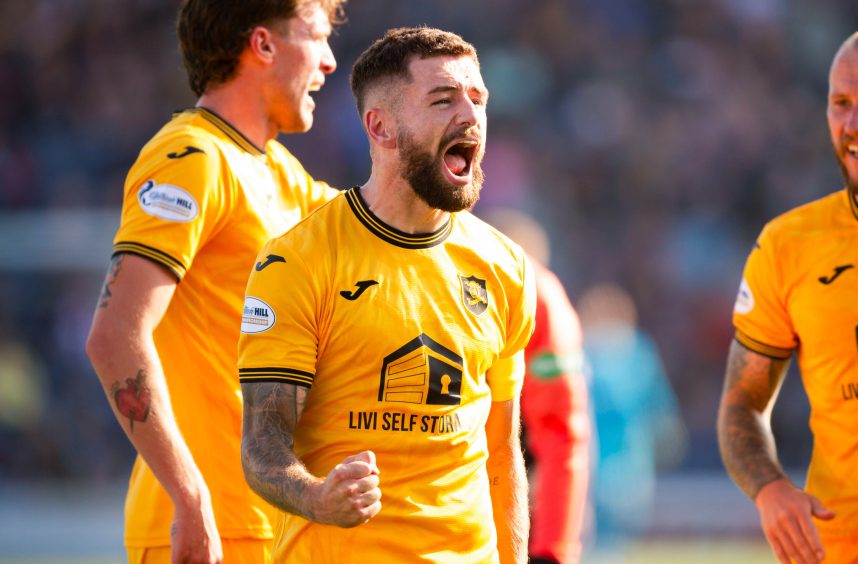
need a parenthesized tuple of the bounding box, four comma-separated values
(717, 339, 833, 564)
(85, 254, 221, 563)
(240, 382, 382, 527)
(485, 397, 528, 564)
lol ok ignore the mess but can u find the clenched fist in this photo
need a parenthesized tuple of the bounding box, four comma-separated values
(310, 450, 382, 528)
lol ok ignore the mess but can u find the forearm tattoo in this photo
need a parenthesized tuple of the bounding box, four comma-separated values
(98, 254, 125, 308)
(241, 382, 315, 518)
(718, 342, 790, 499)
(112, 369, 152, 433)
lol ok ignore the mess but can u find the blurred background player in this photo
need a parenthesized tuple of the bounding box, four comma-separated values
(578, 283, 686, 550)
(84, 1, 344, 562)
(482, 208, 590, 564)
(717, 31, 858, 564)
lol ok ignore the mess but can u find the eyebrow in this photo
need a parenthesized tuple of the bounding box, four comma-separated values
(426, 84, 489, 98)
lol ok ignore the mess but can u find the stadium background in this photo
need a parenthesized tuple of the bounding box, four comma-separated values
(0, 0, 856, 561)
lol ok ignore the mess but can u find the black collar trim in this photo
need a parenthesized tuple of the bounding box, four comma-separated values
(181, 107, 265, 155)
(345, 187, 452, 249)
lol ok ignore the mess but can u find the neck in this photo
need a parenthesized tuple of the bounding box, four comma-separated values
(197, 81, 274, 150)
(360, 170, 450, 234)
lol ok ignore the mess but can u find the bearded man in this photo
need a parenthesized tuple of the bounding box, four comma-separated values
(237, 26, 536, 563)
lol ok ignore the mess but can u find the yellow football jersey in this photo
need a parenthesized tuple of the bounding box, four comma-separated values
(113, 108, 338, 547)
(733, 189, 858, 537)
(238, 187, 536, 562)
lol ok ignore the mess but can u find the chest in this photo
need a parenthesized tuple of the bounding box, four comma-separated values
(318, 248, 507, 391)
(786, 233, 858, 363)
(230, 151, 301, 238)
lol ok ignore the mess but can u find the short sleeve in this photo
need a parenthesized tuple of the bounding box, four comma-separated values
(486, 350, 525, 401)
(237, 239, 321, 387)
(499, 254, 537, 358)
(732, 225, 796, 359)
(113, 135, 225, 280)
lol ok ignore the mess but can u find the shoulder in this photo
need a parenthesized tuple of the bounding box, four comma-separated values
(265, 139, 297, 164)
(761, 190, 849, 242)
(265, 139, 317, 180)
(267, 191, 347, 254)
(134, 112, 224, 174)
(145, 111, 223, 155)
(454, 211, 527, 266)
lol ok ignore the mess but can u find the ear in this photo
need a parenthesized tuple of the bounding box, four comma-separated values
(247, 26, 277, 64)
(365, 108, 397, 150)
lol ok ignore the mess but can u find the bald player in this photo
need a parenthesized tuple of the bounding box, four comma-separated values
(717, 32, 858, 564)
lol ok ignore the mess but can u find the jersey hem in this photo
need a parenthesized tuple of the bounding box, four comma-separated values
(817, 527, 858, 540)
(124, 526, 274, 548)
(734, 331, 793, 359)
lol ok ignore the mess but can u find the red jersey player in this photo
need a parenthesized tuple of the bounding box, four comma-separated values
(483, 209, 590, 564)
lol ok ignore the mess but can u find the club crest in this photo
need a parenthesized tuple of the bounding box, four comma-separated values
(459, 275, 489, 316)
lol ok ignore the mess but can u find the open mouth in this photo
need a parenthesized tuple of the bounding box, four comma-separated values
(442, 139, 478, 182)
(306, 83, 323, 105)
(847, 143, 858, 157)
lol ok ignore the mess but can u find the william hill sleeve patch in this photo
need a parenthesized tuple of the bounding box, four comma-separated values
(137, 180, 200, 223)
(241, 296, 276, 334)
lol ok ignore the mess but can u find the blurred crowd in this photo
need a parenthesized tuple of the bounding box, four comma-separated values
(0, 0, 854, 491)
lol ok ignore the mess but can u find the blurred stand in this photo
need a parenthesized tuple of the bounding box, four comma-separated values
(0, 0, 844, 555)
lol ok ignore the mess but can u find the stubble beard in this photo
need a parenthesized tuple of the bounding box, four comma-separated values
(397, 127, 484, 213)
(834, 142, 858, 200)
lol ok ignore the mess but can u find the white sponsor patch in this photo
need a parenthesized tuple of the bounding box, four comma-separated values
(733, 278, 754, 315)
(241, 297, 276, 334)
(137, 180, 199, 222)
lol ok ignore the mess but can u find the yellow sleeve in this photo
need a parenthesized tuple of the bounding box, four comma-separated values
(487, 252, 536, 401)
(486, 351, 526, 402)
(499, 254, 537, 358)
(237, 239, 321, 387)
(112, 135, 225, 280)
(732, 225, 796, 359)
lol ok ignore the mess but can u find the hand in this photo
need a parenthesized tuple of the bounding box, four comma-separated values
(311, 450, 382, 528)
(170, 489, 223, 564)
(755, 479, 835, 564)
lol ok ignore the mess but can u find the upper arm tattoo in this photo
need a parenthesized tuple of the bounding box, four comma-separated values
(98, 254, 125, 308)
(241, 382, 314, 517)
(717, 340, 791, 498)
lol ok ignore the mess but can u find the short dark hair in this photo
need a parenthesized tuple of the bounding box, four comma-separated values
(178, 0, 346, 97)
(350, 26, 478, 115)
